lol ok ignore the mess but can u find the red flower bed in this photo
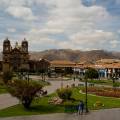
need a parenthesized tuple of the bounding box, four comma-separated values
(82, 87, 120, 98)
(96, 91, 120, 98)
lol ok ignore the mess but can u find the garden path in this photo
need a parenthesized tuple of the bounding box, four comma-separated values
(0, 94, 19, 110)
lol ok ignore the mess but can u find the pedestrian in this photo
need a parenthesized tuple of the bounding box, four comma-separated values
(78, 100, 84, 115)
(74, 76, 75, 81)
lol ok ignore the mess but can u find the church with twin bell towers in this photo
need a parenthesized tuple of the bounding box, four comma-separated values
(2, 38, 29, 73)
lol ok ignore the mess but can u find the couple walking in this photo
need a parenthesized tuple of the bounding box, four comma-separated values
(78, 100, 84, 115)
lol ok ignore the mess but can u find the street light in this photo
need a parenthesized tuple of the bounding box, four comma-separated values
(84, 68, 89, 113)
(61, 72, 64, 88)
(85, 78, 89, 113)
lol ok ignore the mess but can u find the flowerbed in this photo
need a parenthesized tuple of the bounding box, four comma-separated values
(82, 87, 120, 98)
(96, 91, 120, 98)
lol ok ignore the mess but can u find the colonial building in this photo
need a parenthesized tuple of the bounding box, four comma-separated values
(3, 38, 29, 72)
(29, 59, 50, 73)
(50, 60, 76, 74)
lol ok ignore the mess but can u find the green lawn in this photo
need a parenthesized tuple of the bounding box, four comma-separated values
(1, 87, 120, 117)
(0, 79, 7, 94)
(0, 85, 7, 94)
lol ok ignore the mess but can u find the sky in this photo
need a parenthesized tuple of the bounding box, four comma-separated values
(0, 0, 120, 51)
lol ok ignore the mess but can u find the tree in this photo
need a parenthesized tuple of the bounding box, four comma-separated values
(2, 71, 13, 84)
(85, 68, 99, 80)
(7, 80, 43, 109)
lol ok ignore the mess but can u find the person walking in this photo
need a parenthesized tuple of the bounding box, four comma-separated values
(78, 100, 84, 115)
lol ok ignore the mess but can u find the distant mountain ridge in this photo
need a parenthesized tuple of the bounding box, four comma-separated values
(29, 49, 120, 62)
(0, 49, 120, 62)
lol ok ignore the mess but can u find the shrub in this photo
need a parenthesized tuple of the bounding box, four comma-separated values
(2, 71, 13, 84)
(7, 80, 43, 109)
(57, 87, 72, 100)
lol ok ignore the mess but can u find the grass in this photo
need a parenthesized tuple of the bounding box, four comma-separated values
(1, 87, 120, 117)
(0, 85, 7, 94)
(0, 79, 7, 94)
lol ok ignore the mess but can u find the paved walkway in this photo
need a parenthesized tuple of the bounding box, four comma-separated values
(0, 94, 19, 110)
(0, 108, 120, 120)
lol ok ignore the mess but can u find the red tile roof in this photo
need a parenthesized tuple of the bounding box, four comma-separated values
(50, 60, 76, 67)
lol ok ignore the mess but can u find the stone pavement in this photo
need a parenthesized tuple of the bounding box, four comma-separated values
(0, 108, 120, 120)
(0, 94, 19, 110)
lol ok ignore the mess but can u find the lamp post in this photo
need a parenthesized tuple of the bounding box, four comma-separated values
(85, 78, 88, 113)
(60, 74, 62, 88)
(27, 71, 29, 83)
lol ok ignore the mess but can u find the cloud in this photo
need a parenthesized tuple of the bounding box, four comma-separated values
(44, 0, 110, 31)
(7, 28, 16, 33)
(29, 28, 64, 35)
(23, 0, 113, 51)
(0, 0, 119, 51)
(57, 30, 118, 50)
(83, 0, 120, 16)
(0, 0, 32, 7)
(110, 40, 120, 48)
(6, 6, 37, 21)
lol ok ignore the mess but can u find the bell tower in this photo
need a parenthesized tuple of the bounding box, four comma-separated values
(3, 38, 11, 72)
(3, 38, 11, 54)
(21, 38, 29, 70)
(22, 38, 28, 53)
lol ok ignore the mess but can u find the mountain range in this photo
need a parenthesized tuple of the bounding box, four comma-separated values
(29, 49, 120, 63)
(0, 49, 120, 62)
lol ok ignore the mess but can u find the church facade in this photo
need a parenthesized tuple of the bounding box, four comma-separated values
(3, 38, 29, 72)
